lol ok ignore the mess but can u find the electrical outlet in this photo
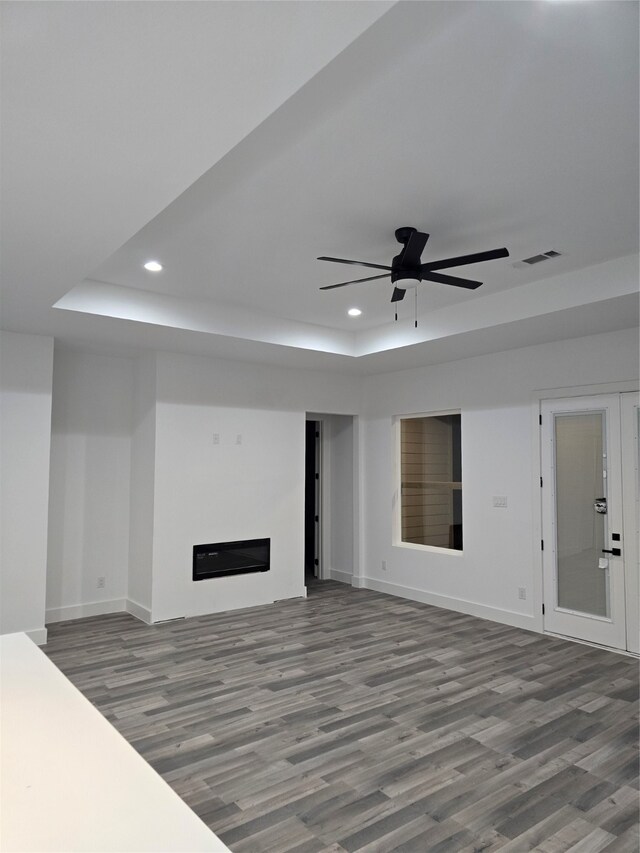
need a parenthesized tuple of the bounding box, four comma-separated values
(518, 587, 526, 600)
(97, 576, 105, 589)
(213, 433, 220, 445)
(236, 433, 242, 445)
(381, 560, 387, 572)
(493, 495, 508, 508)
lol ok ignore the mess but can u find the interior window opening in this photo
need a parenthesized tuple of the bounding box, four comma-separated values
(399, 412, 462, 551)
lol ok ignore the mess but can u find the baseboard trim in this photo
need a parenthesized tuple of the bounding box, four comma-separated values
(329, 569, 353, 585)
(25, 627, 48, 646)
(126, 599, 152, 624)
(46, 599, 127, 624)
(361, 577, 538, 632)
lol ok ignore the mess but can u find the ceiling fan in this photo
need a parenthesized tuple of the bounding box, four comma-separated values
(318, 227, 509, 303)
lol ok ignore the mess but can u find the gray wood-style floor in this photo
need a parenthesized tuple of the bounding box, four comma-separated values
(44, 581, 639, 853)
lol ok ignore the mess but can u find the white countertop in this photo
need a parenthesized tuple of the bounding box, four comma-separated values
(0, 632, 230, 852)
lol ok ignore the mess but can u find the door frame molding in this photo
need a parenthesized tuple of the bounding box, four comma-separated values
(533, 381, 639, 652)
(540, 394, 625, 649)
(621, 392, 639, 654)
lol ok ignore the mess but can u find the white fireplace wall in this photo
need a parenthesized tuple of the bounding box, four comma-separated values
(152, 402, 305, 620)
(149, 350, 360, 622)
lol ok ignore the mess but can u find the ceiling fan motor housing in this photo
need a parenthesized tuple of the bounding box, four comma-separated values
(392, 227, 422, 288)
(390, 268, 421, 288)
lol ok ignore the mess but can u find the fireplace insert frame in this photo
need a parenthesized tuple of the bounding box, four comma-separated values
(192, 538, 270, 581)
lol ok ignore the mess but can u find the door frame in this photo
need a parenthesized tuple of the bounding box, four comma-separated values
(540, 394, 626, 650)
(534, 381, 638, 652)
(621, 392, 639, 654)
(306, 412, 359, 585)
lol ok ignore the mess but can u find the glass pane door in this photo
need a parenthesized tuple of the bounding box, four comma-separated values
(541, 394, 626, 650)
(554, 412, 608, 617)
(621, 393, 639, 654)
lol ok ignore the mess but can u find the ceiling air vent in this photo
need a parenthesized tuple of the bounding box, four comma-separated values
(513, 250, 563, 269)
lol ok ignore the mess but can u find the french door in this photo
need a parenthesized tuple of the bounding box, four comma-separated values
(541, 393, 638, 651)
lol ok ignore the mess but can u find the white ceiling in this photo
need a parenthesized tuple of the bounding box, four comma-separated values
(2, 1, 638, 374)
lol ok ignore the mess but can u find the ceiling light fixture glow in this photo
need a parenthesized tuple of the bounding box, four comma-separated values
(143, 260, 163, 272)
(348, 308, 362, 317)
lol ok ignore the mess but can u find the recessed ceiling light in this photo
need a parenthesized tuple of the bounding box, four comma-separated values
(347, 308, 362, 317)
(143, 260, 163, 272)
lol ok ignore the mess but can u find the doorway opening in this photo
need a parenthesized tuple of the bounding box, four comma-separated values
(304, 413, 357, 593)
(304, 420, 321, 584)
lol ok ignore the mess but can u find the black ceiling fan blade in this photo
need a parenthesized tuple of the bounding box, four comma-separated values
(317, 256, 392, 271)
(390, 287, 406, 303)
(320, 273, 391, 291)
(422, 271, 483, 289)
(400, 231, 429, 267)
(422, 247, 509, 273)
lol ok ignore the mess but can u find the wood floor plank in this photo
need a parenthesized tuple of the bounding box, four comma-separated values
(44, 580, 639, 851)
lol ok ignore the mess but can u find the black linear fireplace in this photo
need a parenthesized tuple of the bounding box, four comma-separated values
(192, 538, 270, 581)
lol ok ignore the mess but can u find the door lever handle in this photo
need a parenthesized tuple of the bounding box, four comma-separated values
(602, 548, 621, 556)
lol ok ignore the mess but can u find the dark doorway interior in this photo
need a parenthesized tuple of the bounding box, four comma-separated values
(305, 420, 319, 583)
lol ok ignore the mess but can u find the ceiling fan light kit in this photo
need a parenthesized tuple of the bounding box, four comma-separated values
(318, 227, 509, 325)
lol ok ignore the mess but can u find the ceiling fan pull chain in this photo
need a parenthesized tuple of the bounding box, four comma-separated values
(414, 288, 418, 328)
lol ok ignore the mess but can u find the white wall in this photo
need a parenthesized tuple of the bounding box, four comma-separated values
(46, 347, 134, 622)
(360, 327, 639, 631)
(153, 401, 306, 620)
(127, 354, 157, 621)
(40, 347, 358, 625)
(148, 351, 360, 621)
(0, 331, 54, 643)
(31, 324, 636, 637)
